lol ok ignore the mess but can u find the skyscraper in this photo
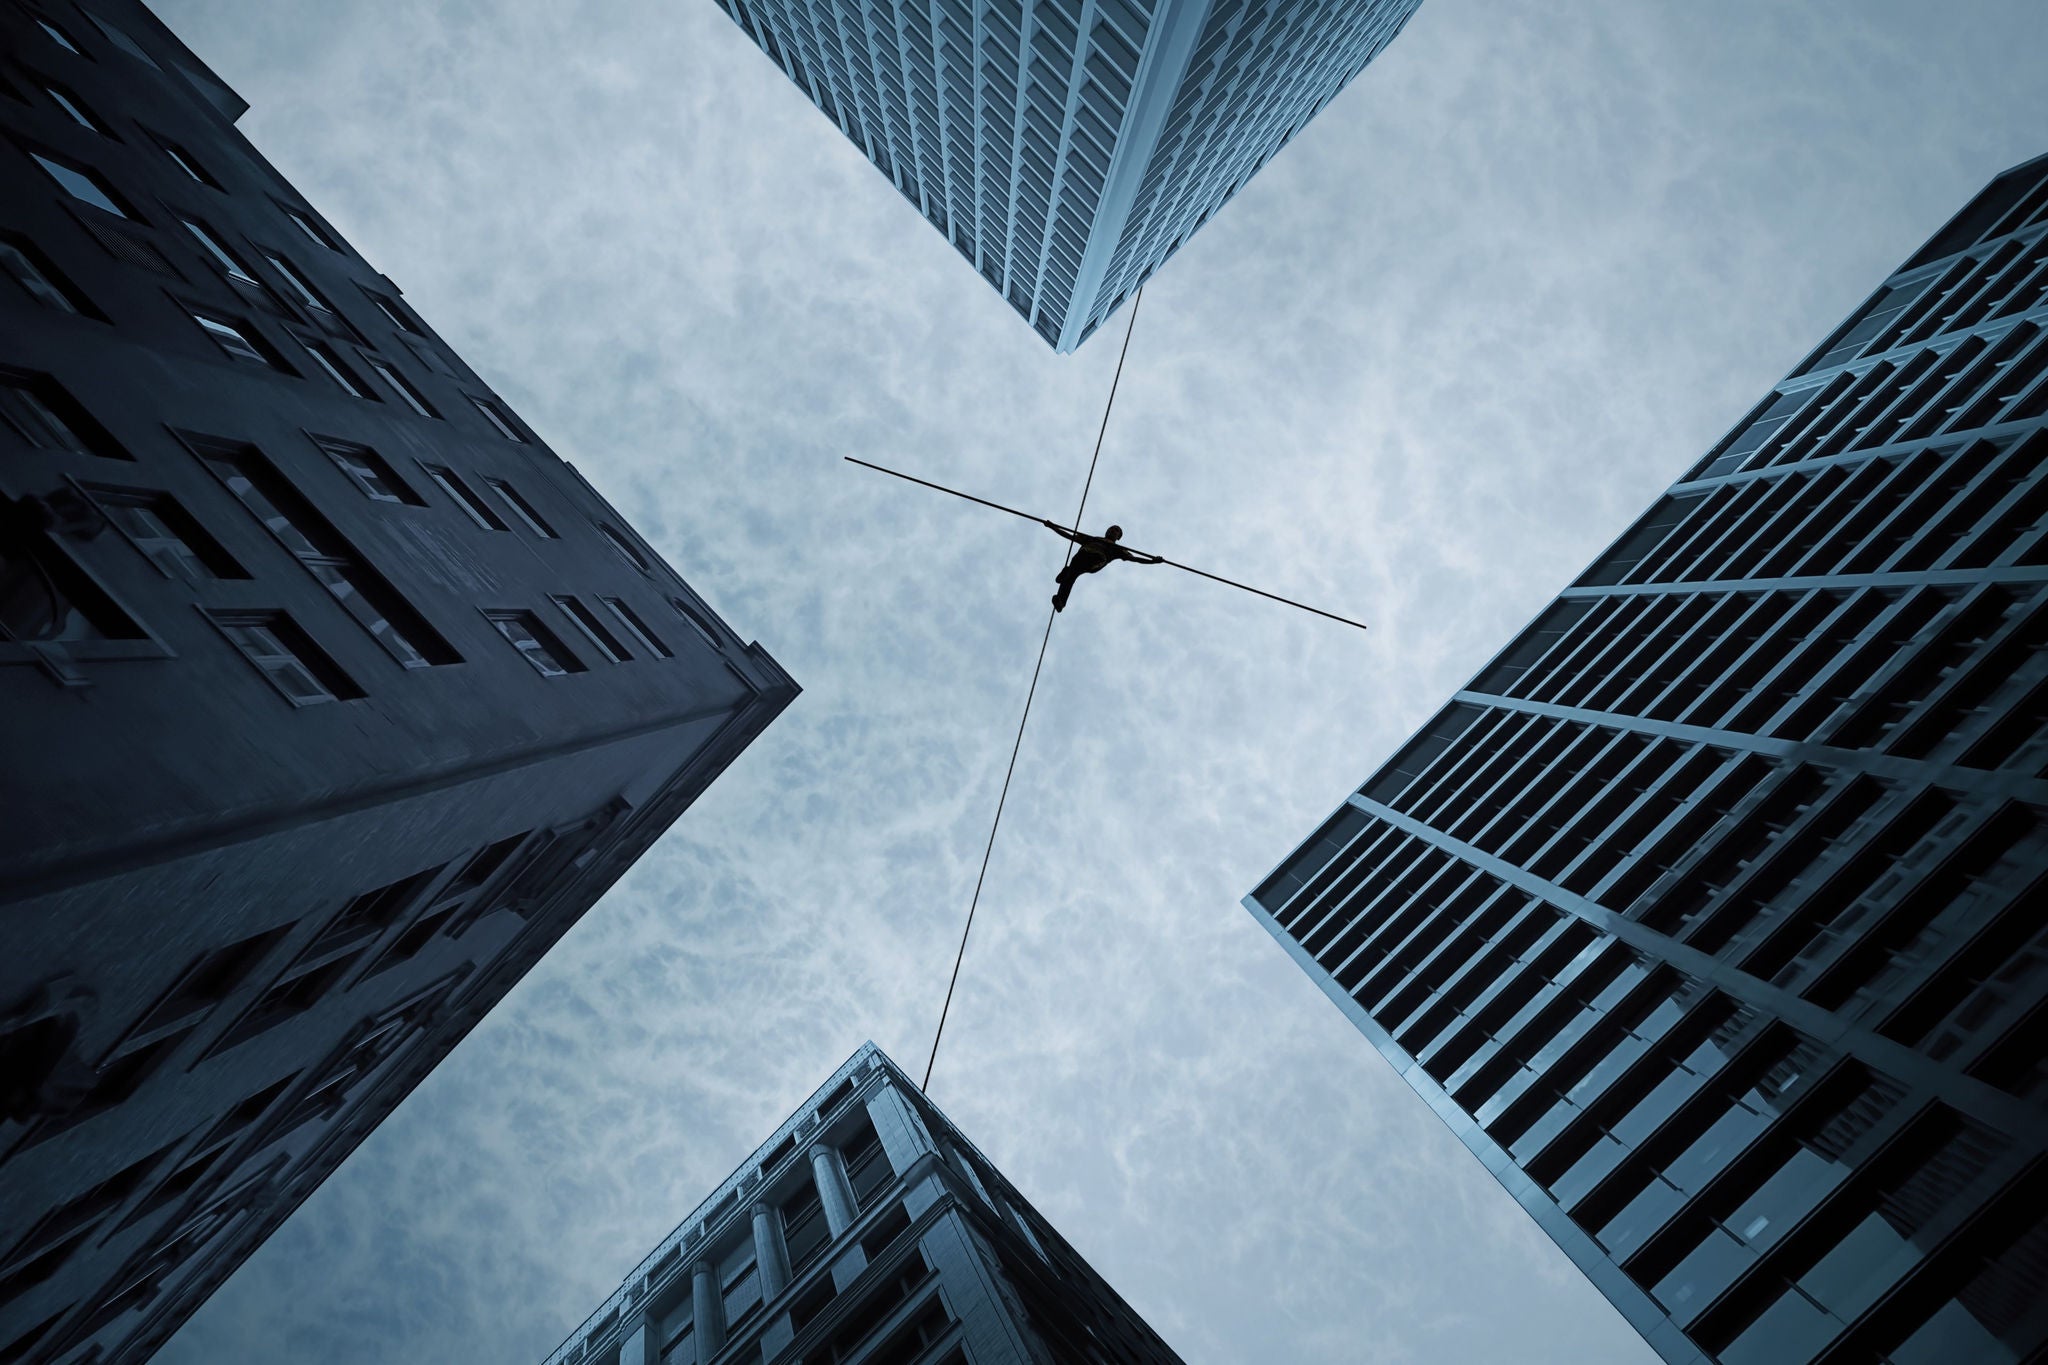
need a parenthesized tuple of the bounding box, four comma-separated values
(543, 1043, 1182, 1365)
(1245, 155, 2048, 1365)
(706, 0, 1422, 350)
(0, 4, 795, 1361)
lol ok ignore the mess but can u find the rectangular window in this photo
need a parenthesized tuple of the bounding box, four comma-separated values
(840, 1114, 894, 1210)
(153, 133, 218, 187)
(298, 337, 370, 398)
(0, 232, 97, 316)
(424, 465, 508, 530)
(484, 477, 555, 537)
(315, 438, 421, 505)
(602, 597, 672, 658)
(282, 205, 337, 250)
(669, 596, 721, 647)
(469, 395, 524, 442)
(195, 441, 457, 668)
(0, 370, 121, 457)
(41, 82, 111, 135)
(484, 610, 584, 677)
(551, 595, 633, 662)
(189, 310, 286, 371)
(366, 358, 436, 417)
(363, 288, 421, 334)
(0, 541, 143, 645)
(600, 523, 651, 574)
(35, 17, 84, 54)
(87, 487, 244, 582)
(84, 9, 161, 68)
(262, 252, 331, 312)
(182, 219, 257, 283)
(207, 610, 362, 705)
(30, 151, 132, 218)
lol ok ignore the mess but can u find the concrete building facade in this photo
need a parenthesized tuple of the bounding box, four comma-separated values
(704, 0, 1422, 350)
(544, 1044, 1182, 1365)
(1246, 156, 2048, 1364)
(0, 4, 795, 1361)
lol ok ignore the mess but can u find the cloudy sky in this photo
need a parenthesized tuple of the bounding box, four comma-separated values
(150, 2, 2047, 1362)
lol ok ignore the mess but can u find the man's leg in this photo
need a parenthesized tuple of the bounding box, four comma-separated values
(1052, 562, 1082, 611)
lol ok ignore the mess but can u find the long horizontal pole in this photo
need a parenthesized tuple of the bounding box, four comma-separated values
(843, 456, 1369, 632)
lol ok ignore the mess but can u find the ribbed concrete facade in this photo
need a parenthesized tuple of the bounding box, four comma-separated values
(705, 0, 1421, 350)
(1246, 156, 2048, 1365)
(545, 1044, 1182, 1365)
(0, 5, 795, 1362)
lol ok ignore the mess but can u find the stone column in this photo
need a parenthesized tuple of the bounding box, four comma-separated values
(691, 1260, 724, 1365)
(751, 1201, 791, 1300)
(809, 1143, 857, 1236)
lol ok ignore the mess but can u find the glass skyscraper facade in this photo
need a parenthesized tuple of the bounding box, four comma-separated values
(705, 0, 1422, 350)
(1245, 155, 2048, 1365)
(544, 1043, 1182, 1365)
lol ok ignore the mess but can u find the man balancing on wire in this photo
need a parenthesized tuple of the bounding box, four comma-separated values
(1044, 520, 1162, 612)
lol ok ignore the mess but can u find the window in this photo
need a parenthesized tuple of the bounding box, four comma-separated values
(207, 610, 362, 705)
(424, 465, 508, 530)
(0, 372, 118, 456)
(30, 151, 131, 218)
(83, 10, 160, 68)
(840, 1115, 894, 1210)
(195, 441, 457, 668)
(362, 288, 421, 334)
(485, 610, 583, 677)
(262, 252, 329, 312)
(40, 82, 111, 135)
(551, 595, 633, 662)
(0, 540, 143, 647)
(0, 233, 97, 316)
(603, 597, 672, 658)
(87, 488, 244, 582)
(315, 438, 421, 505)
(781, 1181, 831, 1275)
(34, 17, 84, 54)
(297, 337, 370, 398)
(670, 596, 721, 648)
(182, 219, 256, 283)
(469, 395, 524, 441)
(189, 309, 286, 371)
(719, 1245, 763, 1336)
(129, 927, 289, 1038)
(599, 523, 651, 573)
(310, 868, 438, 956)
(485, 477, 555, 536)
(366, 358, 436, 417)
(282, 205, 336, 250)
(153, 134, 218, 187)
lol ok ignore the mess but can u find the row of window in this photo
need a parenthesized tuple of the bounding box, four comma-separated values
(1268, 812, 2046, 1361)
(8, 110, 540, 451)
(4, 371, 713, 687)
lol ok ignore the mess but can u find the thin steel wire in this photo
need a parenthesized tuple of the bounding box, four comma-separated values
(920, 289, 1144, 1092)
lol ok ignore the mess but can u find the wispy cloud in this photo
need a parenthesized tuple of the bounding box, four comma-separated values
(151, 0, 2046, 1361)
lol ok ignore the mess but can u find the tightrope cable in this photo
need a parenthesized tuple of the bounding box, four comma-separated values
(921, 288, 1144, 1092)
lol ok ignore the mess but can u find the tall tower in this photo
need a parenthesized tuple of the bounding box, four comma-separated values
(1246, 156, 2048, 1365)
(0, 4, 795, 1361)
(543, 1044, 1182, 1365)
(707, 0, 1423, 350)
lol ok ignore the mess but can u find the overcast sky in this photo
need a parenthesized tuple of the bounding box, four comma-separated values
(149, 2, 2047, 1362)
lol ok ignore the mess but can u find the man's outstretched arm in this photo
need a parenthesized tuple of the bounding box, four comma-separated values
(1043, 519, 1083, 543)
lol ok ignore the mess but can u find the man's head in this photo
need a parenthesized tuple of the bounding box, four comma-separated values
(1105, 525, 1123, 541)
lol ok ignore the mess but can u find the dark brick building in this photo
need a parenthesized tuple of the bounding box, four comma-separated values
(544, 1044, 1183, 1365)
(1249, 155, 2048, 1364)
(0, 4, 796, 1361)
